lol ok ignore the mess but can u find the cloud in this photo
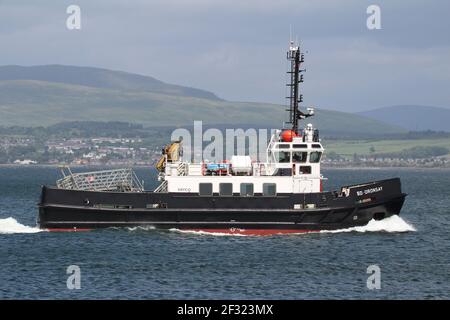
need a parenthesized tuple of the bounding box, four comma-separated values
(0, 0, 449, 111)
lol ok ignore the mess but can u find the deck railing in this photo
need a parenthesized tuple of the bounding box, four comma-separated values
(56, 167, 144, 192)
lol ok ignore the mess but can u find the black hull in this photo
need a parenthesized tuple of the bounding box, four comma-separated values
(38, 178, 406, 235)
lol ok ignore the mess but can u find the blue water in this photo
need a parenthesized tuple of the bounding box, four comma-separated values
(0, 166, 449, 299)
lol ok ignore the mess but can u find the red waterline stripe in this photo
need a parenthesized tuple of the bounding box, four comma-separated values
(181, 228, 319, 236)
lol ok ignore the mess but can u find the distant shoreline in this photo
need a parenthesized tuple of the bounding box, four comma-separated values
(322, 166, 450, 171)
(1, 163, 450, 171)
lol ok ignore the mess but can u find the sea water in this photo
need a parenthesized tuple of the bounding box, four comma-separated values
(0, 166, 449, 299)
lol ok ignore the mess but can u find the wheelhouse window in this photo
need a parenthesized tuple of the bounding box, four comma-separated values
(293, 144, 307, 149)
(292, 151, 307, 163)
(310, 151, 322, 163)
(274, 151, 291, 163)
(263, 183, 277, 196)
(300, 166, 312, 174)
(276, 168, 292, 176)
(277, 144, 290, 149)
(240, 183, 254, 196)
(219, 183, 233, 196)
(199, 183, 213, 196)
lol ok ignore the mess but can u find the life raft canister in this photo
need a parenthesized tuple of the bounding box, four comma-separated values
(281, 130, 298, 142)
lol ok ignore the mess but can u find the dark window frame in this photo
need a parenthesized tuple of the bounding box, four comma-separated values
(219, 183, 233, 196)
(274, 151, 291, 163)
(292, 151, 307, 163)
(309, 151, 322, 163)
(300, 166, 312, 174)
(262, 183, 277, 196)
(240, 183, 254, 197)
(199, 183, 213, 196)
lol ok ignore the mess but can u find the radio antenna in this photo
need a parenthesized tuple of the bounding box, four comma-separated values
(285, 39, 311, 133)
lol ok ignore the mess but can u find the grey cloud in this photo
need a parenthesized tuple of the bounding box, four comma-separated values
(0, 0, 449, 111)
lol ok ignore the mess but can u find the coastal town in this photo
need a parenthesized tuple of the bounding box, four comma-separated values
(1, 133, 450, 168)
(322, 155, 450, 168)
(0, 135, 162, 166)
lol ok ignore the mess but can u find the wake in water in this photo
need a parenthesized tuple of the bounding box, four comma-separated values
(0, 217, 43, 234)
(169, 228, 247, 237)
(0, 215, 415, 236)
(125, 226, 156, 232)
(319, 215, 416, 234)
(169, 215, 416, 237)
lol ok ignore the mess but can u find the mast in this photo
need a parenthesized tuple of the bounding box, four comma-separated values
(286, 41, 310, 134)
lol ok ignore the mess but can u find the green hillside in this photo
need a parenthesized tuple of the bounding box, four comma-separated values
(324, 137, 450, 159)
(0, 79, 404, 136)
(0, 65, 220, 100)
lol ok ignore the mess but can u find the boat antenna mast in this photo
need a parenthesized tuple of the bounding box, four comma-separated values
(286, 40, 313, 134)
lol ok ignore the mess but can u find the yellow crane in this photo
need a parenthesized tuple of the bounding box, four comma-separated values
(155, 141, 181, 172)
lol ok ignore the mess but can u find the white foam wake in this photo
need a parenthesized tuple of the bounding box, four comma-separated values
(170, 215, 415, 237)
(169, 228, 247, 237)
(320, 215, 416, 234)
(0, 217, 43, 234)
(125, 226, 156, 232)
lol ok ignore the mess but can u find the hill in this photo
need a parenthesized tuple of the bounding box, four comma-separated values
(358, 105, 450, 132)
(325, 137, 450, 158)
(0, 65, 220, 100)
(0, 65, 406, 136)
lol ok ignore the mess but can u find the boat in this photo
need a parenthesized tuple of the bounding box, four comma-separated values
(38, 41, 407, 235)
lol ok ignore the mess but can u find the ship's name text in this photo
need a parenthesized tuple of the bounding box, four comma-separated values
(357, 186, 383, 196)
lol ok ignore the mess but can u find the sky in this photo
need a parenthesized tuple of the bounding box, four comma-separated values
(0, 0, 449, 112)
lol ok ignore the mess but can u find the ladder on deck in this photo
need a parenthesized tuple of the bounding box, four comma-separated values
(154, 180, 168, 193)
(177, 162, 188, 176)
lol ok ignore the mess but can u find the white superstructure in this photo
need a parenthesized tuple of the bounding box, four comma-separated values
(156, 122, 325, 195)
(154, 40, 324, 196)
